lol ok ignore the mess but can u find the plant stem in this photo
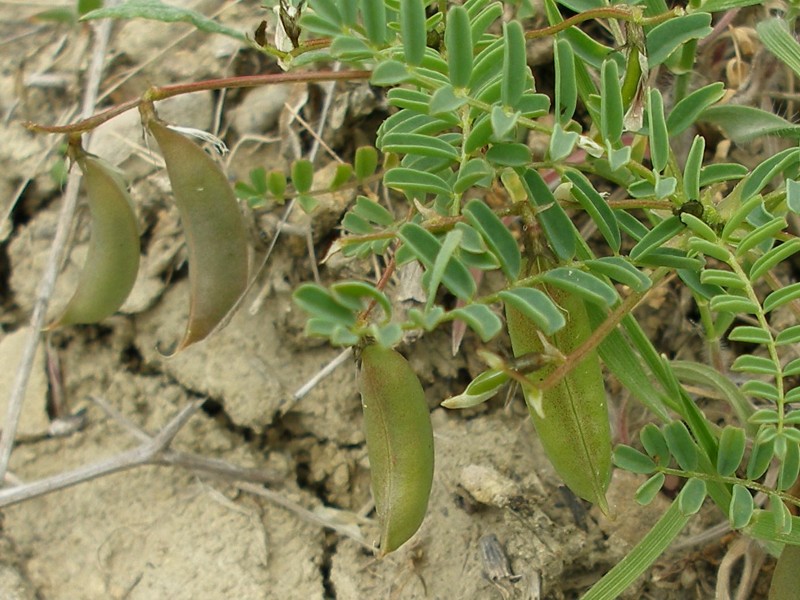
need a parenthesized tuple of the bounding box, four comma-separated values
(26, 70, 372, 134)
(0, 400, 277, 508)
(524, 6, 681, 41)
(657, 465, 800, 509)
(539, 267, 670, 392)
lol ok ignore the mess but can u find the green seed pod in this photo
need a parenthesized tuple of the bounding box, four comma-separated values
(359, 344, 434, 555)
(49, 151, 140, 328)
(505, 262, 612, 512)
(147, 119, 249, 353)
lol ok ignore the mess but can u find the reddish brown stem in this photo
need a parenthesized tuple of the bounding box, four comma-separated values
(25, 69, 372, 134)
(539, 269, 670, 392)
(525, 6, 680, 40)
(359, 255, 397, 324)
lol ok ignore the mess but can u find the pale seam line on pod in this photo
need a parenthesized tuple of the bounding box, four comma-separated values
(359, 344, 435, 555)
(145, 118, 249, 355)
(47, 151, 141, 328)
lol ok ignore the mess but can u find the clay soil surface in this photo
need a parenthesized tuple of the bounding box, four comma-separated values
(0, 1, 773, 599)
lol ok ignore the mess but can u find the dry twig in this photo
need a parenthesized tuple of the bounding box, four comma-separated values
(0, 3, 118, 482)
(0, 398, 280, 508)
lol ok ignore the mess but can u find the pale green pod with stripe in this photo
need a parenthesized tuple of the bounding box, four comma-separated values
(49, 151, 140, 328)
(360, 344, 434, 555)
(146, 119, 249, 353)
(506, 262, 612, 512)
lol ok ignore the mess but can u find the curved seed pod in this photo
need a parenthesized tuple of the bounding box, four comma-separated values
(146, 119, 249, 353)
(49, 152, 140, 328)
(360, 344, 434, 555)
(505, 262, 611, 513)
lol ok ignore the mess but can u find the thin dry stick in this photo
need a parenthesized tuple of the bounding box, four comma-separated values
(89, 395, 278, 484)
(292, 347, 353, 402)
(715, 536, 764, 600)
(670, 520, 729, 552)
(0, 400, 202, 508)
(236, 481, 374, 551)
(0, 7, 118, 483)
(0, 398, 279, 508)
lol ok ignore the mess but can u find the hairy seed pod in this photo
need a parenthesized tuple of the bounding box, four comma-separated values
(506, 264, 611, 512)
(147, 119, 249, 354)
(49, 152, 140, 328)
(360, 344, 434, 555)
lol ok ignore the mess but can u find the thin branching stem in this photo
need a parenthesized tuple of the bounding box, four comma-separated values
(524, 6, 682, 41)
(658, 465, 800, 510)
(538, 268, 671, 393)
(26, 70, 371, 134)
(0, 399, 279, 508)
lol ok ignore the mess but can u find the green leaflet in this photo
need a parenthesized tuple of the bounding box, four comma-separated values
(700, 105, 800, 142)
(463, 199, 521, 281)
(501, 20, 527, 109)
(600, 58, 623, 145)
(646, 13, 712, 67)
(445, 5, 473, 88)
(397, 223, 476, 300)
(554, 38, 577, 124)
(400, 0, 426, 66)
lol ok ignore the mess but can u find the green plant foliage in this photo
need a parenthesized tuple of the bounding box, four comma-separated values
(635, 473, 666, 505)
(498, 288, 565, 336)
(501, 20, 527, 109)
(291, 159, 314, 194)
(678, 478, 707, 516)
(400, 0, 426, 66)
(647, 88, 669, 174)
(358, 0, 387, 45)
(664, 421, 699, 471)
(539, 267, 618, 307)
(235, 167, 269, 206)
(266, 170, 287, 201)
(700, 105, 800, 142)
(629, 216, 683, 261)
(35, 0, 800, 593)
(397, 223, 475, 300)
(640, 424, 671, 465)
(613, 445, 656, 474)
(564, 171, 621, 252)
(82, 0, 246, 41)
(554, 38, 577, 124)
(519, 168, 577, 260)
(443, 13, 471, 89)
(758, 19, 800, 80)
(716, 426, 746, 477)
(463, 199, 520, 281)
(78, 0, 102, 16)
(667, 83, 725, 136)
(730, 484, 755, 529)
(600, 59, 623, 145)
(646, 12, 712, 67)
